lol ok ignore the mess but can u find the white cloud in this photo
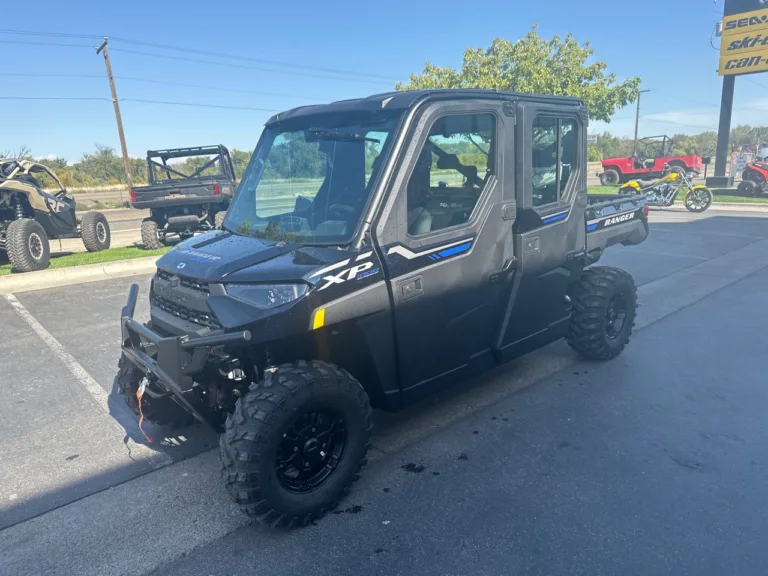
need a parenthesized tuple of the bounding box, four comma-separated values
(591, 98, 768, 137)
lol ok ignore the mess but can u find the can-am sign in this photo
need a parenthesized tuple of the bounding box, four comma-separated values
(719, 6, 768, 75)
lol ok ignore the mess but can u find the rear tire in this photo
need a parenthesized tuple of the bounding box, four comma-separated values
(80, 211, 111, 252)
(567, 266, 637, 361)
(738, 179, 758, 197)
(214, 211, 227, 229)
(6, 218, 50, 272)
(141, 218, 165, 250)
(600, 169, 620, 186)
(220, 360, 372, 528)
(116, 354, 196, 428)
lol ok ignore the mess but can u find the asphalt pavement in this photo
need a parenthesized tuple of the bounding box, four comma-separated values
(2, 208, 768, 575)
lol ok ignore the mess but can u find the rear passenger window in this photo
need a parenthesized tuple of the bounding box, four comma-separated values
(406, 114, 495, 236)
(532, 117, 579, 206)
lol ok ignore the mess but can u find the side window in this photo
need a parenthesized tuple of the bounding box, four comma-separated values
(532, 117, 579, 207)
(406, 113, 495, 236)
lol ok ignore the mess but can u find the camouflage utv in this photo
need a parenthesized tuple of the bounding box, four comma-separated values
(0, 159, 111, 272)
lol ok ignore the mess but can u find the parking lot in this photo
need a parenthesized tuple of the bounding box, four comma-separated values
(3, 206, 768, 575)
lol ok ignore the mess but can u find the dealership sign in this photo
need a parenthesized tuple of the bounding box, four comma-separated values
(719, 6, 768, 75)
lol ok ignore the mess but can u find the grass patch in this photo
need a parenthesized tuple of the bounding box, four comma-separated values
(0, 246, 170, 276)
(586, 186, 768, 204)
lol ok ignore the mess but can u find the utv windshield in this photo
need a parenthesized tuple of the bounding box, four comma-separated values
(224, 111, 401, 244)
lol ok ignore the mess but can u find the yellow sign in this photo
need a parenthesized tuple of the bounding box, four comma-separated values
(719, 6, 768, 75)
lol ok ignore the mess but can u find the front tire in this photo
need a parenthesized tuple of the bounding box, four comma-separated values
(567, 266, 637, 360)
(220, 360, 372, 527)
(116, 354, 195, 428)
(80, 212, 111, 252)
(600, 169, 620, 186)
(684, 188, 713, 213)
(6, 218, 50, 272)
(141, 218, 165, 250)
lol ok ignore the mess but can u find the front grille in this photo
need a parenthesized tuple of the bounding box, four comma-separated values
(150, 292, 222, 329)
(156, 269, 209, 294)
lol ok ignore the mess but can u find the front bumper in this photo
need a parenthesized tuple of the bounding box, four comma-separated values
(120, 283, 251, 418)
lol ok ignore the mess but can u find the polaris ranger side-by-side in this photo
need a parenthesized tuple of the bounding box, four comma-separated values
(118, 90, 649, 527)
(130, 145, 237, 249)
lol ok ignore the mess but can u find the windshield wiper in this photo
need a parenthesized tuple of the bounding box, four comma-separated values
(306, 128, 380, 143)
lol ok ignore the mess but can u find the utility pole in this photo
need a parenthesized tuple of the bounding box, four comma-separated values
(632, 90, 651, 157)
(96, 37, 132, 197)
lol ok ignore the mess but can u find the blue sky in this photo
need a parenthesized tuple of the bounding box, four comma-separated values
(1, 0, 767, 161)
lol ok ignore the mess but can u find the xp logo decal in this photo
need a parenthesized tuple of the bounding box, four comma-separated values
(310, 251, 380, 291)
(177, 262, 186, 269)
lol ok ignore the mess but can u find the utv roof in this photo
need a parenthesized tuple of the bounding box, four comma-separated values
(266, 89, 586, 125)
(146, 145, 230, 159)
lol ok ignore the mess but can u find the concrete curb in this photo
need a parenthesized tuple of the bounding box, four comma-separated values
(669, 201, 768, 212)
(0, 256, 159, 294)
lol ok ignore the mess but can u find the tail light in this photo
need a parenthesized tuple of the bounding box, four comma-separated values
(213, 183, 221, 196)
(642, 204, 649, 218)
(129, 189, 136, 203)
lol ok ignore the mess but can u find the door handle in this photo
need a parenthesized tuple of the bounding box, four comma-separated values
(399, 276, 423, 301)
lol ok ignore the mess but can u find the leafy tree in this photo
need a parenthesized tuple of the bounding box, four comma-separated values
(231, 149, 252, 179)
(397, 26, 641, 122)
(587, 144, 602, 162)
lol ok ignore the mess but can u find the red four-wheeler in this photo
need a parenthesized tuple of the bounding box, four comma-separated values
(737, 157, 768, 197)
(599, 136, 703, 185)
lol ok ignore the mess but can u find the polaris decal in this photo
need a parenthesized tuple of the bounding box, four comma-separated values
(177, 248, 222, 261)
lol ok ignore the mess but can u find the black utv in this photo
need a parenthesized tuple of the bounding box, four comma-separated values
(118, 89, 649, 527)
(130, 145, 237, 249)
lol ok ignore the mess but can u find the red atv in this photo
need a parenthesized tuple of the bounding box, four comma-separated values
(737, 158, 768, 197)
(600, 135, 703, 185)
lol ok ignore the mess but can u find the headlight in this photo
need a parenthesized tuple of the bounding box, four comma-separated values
(225, 284, 308, 309)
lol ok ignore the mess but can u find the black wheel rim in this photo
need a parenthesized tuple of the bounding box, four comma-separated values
(28, 232, 44, 260)
(605, 295, 627, 339)
(96, 221, 107, 243)
(276, 408, 347, 493)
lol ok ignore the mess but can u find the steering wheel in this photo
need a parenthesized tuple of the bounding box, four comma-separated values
(327, 204, 356, 219)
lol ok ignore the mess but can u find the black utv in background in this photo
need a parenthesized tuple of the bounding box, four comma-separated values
(118, 89, 650, 528)
(130, 145, 237, 249)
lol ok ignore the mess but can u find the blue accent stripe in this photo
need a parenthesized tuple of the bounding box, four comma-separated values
(587, 223, 598, 231)
(437, 241, 472, 258)
(542, 212, 568, 224)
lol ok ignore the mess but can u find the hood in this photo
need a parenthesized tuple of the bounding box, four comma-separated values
(156, 230, 354, 284)
(157, 231, 297, 282)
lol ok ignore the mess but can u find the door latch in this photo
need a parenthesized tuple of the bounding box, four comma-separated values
(489, 258, 517, 284)
(399, 276, 423, 301)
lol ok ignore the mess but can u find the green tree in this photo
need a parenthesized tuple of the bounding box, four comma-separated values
(397, 26, 640, 122)
(230, 149, 252, 179)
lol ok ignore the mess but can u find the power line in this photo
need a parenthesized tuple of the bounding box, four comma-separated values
(0, 72, 330, 101)
(122, 98, 280, 112)
(109, 47, 394, 86)
(117, 76, 327, 101)
(108, 36, 400, 81)
(0, 95, 280, 112)
(0, 28, 400, 82)
(0, 96, 110, 101)
(0, 29, 100, 40)
(0, 39, 95, 48)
